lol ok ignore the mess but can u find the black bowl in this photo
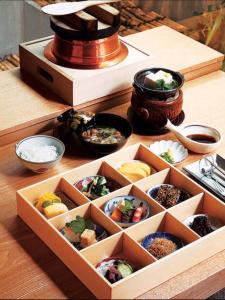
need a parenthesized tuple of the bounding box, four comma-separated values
(133, 68, 184, 100)
(78, 113, 132, 156)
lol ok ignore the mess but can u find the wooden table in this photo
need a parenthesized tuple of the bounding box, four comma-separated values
(1, 70, 225, 299)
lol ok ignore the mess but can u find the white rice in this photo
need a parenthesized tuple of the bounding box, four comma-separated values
(19, 145, 58, 162)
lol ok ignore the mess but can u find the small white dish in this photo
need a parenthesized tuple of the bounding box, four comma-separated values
(15, 135, 65, 173)
(166, 120, 222, 154)
(149, 140, 188, 164)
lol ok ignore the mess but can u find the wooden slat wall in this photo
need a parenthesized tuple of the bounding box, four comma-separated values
(113, 0, 189, 36)
(0, 0, 24, 57)
(0, 54, 20, 71)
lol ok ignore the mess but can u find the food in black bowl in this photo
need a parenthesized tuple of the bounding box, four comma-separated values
(133, 68, 184, 100)
(81, 127, 124, 145)
(57, 109, 132, 155)
(79, 113, 132, 155)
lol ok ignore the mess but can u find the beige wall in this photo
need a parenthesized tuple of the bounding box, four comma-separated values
(0, 1, 24, 57)
(0, 0, 52, 57)
(137, 0, 222, 20)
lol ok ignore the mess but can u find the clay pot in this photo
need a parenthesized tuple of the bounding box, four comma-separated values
(131, 88, 183, 126)
(131, 68, 184, 127)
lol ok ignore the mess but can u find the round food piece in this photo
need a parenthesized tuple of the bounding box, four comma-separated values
(117, 262, 133, 278)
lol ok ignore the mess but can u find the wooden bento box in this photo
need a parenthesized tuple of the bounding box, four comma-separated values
(17, 143, 225, 299)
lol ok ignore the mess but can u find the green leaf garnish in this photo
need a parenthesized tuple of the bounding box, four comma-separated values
(97, 176, 107, 186)
(66, 216, 86, 234)
(82, 176, 110, 199)
(42, 200, 53, 208)
(66, 216, 94, 234)
(156, 79, 164, 89)
(121, 200, 133, 214)
(156, 79, 178, 91)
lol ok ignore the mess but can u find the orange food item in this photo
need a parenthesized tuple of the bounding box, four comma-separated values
(111, 207, 122, 222)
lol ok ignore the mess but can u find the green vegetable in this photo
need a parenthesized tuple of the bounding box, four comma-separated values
(41, 198, 61, 208)
(117, 262, 133, 278)
(156, 79, 178, 91)
(66, 216, 94, 234)
(42, 201, 53, 208)
(82, 176, 110, 200)
(120, 199, 133, 214)
(96, 176, 107, 186)
(160, 150, 174, 164)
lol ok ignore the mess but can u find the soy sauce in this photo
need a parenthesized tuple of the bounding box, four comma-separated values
(187, 134, 216, 144)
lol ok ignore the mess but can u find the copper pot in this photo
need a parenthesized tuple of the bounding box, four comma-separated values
(44, 16, 128, 69)
(131, 89, 183, 125)
(52, 32, 121, 67)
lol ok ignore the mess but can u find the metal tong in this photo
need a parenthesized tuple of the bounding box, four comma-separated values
(199, 155, 225, 195)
